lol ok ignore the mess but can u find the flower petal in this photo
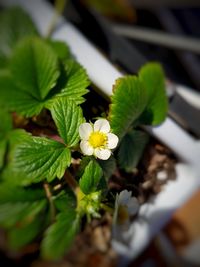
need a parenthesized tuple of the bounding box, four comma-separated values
(118, 190, 132, 205)
(79, 123, 93, 140)
(107, 133, 119, 149)
(94, 148, 111, 160)
(80, 140, 94, 155)
(94, 119, 110, 133)
(127, 197, 139, 216)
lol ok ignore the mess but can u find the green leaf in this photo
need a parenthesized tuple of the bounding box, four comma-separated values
(8, 129, 30, 145)
(41, 210, 80, 260)
(138, 62, 168, 125)
(0, 139, 7, 169)
(0, 130, 32, 185)
(109, 76, 147, 139)
(118, 130, 149, 172)
(0, 109, 12, 138)
(0, 199, 46, 228)
(47, 40, 71, 60)
(49, 59, 90, 105)
(0, 7, 38, 68)
(79, 159, 103, 194)
(10, 36, 59, 100)
(50, 98, 85, 146)
(54, 189, 76, 212)
(13, 136, 71, 182)
(0, 73, 45, 117)
(8, 214, 44, 250)
(0, 183, 45, 203)
(0, 109, 12, 169)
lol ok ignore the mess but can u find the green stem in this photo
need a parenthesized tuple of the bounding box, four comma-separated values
(46, 0, 67, 38)
(43, 182, 56, 222)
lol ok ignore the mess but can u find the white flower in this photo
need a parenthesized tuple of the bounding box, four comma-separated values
(79, 118, 119, 160)
(112, 190, 140, 251)
(113, 190, 139, 226)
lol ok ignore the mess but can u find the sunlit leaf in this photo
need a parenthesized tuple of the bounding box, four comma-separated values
(50, 98, 85, 147)
(49, 59, 90, 105)
(13, 136, 71, 182)
(109, 76, 147, 139)
(10, 37, 59, 100)
(138, 62, 168, 125)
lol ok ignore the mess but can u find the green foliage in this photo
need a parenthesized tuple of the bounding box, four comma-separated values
(47, 40, 71, 60)
(0, 140, 7, 169)
(109, 76, 147, 139)
(79, 159, 103, 194)
(11, 36, 60, 100)
(0, 5, 169, 261)
(41, 210, 80, 260)
(50, 98, 85, 146)
(109, 62, 168, 139)
(0, 181, 47, 249)
(8, 214, 45, 250)
(0, 109, 12, 138)
(54, 189, 77, 211)
(0, 72, 44, 117)
(0, 109, 12, 169)
(0, 183, 45, 203)
(0, 38, 89, 118)
(0, 198, 47, 228)
(118, 130, 149, 172)
(49, 59, 90, 105)
(0, 7, 38, 68)
(13, 136, 71, 182)
(138, 63, 168, 125)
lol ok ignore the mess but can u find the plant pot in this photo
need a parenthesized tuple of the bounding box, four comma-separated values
(2, 0, 200, 263)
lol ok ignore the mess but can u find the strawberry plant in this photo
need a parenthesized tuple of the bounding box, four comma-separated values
(0, 6, 168, 260)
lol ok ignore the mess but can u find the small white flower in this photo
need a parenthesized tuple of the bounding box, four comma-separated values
(79, 118, 119, 160)
(114, 190, 139, 226)
(112, 190, 140, 251)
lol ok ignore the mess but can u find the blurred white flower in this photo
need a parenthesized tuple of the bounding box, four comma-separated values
(113, 190, 139, 226)
(79, 118, 118, 160)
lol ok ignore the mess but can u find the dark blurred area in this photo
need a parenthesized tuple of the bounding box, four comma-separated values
(56, 0, 200, 92)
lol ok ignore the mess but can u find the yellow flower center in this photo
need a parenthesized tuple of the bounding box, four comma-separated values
(89, 131, 107, 148)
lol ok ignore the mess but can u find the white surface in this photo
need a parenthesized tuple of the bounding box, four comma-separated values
(2, 0, 200, 260)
